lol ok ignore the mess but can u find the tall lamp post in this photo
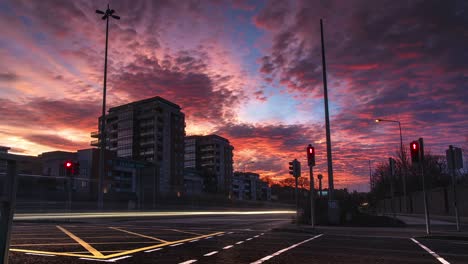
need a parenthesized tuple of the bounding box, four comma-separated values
(96, 5, 120, 210)
(375, 118, 407, 212)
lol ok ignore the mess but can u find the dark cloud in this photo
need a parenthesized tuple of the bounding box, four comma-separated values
(110, 52, 243, 125)
(0, 97, 99, 130)
(23, 134, 85, 150)
(0, 72, 18, 82)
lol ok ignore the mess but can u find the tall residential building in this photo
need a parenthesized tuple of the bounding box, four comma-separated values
(232, 172, 271, 201)
(184, 135, 234, 195)
(92, 96, 185, 195)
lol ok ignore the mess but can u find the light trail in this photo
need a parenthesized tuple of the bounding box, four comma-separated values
(14, 210, 295, 221)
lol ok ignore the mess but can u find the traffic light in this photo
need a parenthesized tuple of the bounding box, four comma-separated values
(288, 159, 301, 178)
(410, 138, 425, 165)
(65, 161, 73, 175)
(289, 161, 295, 176)
(410, 141, 420, 163)
(306, 144, 315, 167)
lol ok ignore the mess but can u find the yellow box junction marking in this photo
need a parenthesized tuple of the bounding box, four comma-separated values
(165, 229, 203, 236)
(10, 231, 224, 260)
(109, 227, 168, 243)
(56, 225, 104, 257)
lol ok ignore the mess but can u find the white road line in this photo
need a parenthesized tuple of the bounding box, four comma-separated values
(254, 235, 260, 238)
(411, 238, 450, 264)
(189, 239, 199, 243)
(79, 256, 132, 262)
(108, 256, 132, 262)
(228, 232, 234, 234)
(144, 248, 163, 253)
(246, 238, 253, 241)
(25, 253, 55, 257)
(204, 251, 218, 256)
(205, 236, 213, 239)
(179, 260, 198, 264)
(260, 233, 265, 235)
(236, 241, 244, 245)
(223, 245, 234, 249)
(170, 243, 184, 247)
(250, 234, 323, 264)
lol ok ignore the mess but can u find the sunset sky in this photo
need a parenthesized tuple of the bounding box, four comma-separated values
(0, 0, 467, 191)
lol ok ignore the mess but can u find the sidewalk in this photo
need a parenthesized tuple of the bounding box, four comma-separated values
(389, 213, 468, 225)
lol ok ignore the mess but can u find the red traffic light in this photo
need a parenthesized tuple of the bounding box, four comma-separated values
(65, 162, 72, 168)
(410, 141, 420, 163)
(307, 144, 315, 167)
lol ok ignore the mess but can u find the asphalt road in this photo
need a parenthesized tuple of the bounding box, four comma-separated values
(7, 213, 468, 264)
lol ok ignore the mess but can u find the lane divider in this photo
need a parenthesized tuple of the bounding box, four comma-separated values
(144, 248, 163, 253)
(203, 251, 218, 256)
(179, 260, 197, 264)
(251, 234, 324, 264)
(410, 238, 450, 264)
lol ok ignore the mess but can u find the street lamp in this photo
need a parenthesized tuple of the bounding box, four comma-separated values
(96, 5, 120, 210)
(375, 118, 408, 212)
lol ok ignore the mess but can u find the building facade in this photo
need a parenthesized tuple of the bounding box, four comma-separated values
(92, 96, 185, 196)
(232, 172, 271, 201)
(184, 135, 234, 195)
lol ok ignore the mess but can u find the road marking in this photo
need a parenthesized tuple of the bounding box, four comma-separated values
(216, 234, 224, 237)
(189, 239, 199, 243)
(80, 255, 132, 262)
(179, 260, 197, 264)
(144, 248, 163, 253)
(254, 235, 259, 238)
(410, 238, 450, 264)
(56, 225, 104, 257)
(10, 231, 224, 260)
(170, 243, 184, 247)
(223, 245, 234, 249)
(260, 233, 265, 235)
(246, 238, 253, 241)
(204, 251, 218, 256)
(205, 236, 213, 239)
(228, 232, 234, 234)
(110, 227, 168, 243)
(236, 241, 244, 245)
(25, 253, 55, 257)
(165, 229, 203, 236)
(251, 234, 323, 264)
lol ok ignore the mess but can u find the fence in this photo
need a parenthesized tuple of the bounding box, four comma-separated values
(377, 184, 468, 216)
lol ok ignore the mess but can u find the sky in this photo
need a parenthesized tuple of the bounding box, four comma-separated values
(0, 0, 467, 192)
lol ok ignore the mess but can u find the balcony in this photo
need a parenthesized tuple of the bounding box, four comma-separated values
(90, 131, 100, 138)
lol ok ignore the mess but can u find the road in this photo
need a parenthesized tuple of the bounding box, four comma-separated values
(7, 212, 468, 264)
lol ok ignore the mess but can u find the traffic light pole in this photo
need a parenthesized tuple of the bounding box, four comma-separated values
(449, 145, 460, 231)
(67, 169, 72, 212)
(295, 176, 299, 226)
(418, 138, 430, 235)
(309, 166, 315, 228)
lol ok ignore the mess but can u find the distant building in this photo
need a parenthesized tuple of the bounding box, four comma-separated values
(184, 135, 234, 195)
(183, 168, 204, 195)
(92, 96, 185, 196)
(0, 146, 11, 174)
(232, 172, 271, 201)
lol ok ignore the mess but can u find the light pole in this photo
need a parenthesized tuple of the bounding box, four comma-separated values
(375, 118, 407, 212)
(96, 5, 120, 210)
